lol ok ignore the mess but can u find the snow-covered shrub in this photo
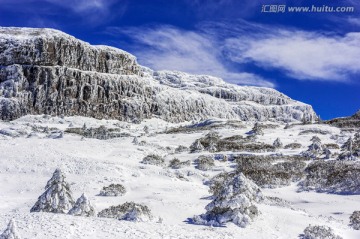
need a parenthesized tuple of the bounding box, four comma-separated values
(217, 141, 275, 152)
(98, 202, 153, 222)
(0, 219, 21, 239)
(99, 184, 126, 196)
(338, 137, 357, 160)
(143, 125, 149, 134)
(132, 136, 139, 145)
(324, 143, 340, 150)
(193, 173, 263, 227)
(30, 169, 74, 213)
(214, 154, 229, 162)
(206, 141, 217, 153)
(65, 125, 123, 140)
(68, 193, 96, 217)
(141, 154, 165, 166)
(248, 122, 264, 136)
(175, 145, 188, 153)
(302, 136, 324, 159)
(168, 158, 191, 169)
(190, 139, 205, 153)
(273, 138, 283, 149)
(350, 211, 360, 230)
(302, 225, 342, 239)
(300, 160, 360, 194)
(299, 129, 330, 135)
(236, 154, 306, 188)
(196, 155, 215, 171)
(284, 143, 302, 149)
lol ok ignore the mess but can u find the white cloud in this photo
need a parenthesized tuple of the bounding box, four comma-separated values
(108, 25, 275, 87)
(348, 17, 360, 26)
(45, 0, 111, 13)
(224, 27, 360, 81)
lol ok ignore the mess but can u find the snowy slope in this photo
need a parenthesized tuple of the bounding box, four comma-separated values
(0, 115, 359, 239)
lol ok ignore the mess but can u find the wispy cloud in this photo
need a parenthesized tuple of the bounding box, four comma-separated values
(107, 25, 275, 87)
(0, 0, 123, 25)
(221, 21, 360, 81)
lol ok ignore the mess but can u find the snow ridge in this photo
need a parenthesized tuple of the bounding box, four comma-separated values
(0, 27, 317, 123)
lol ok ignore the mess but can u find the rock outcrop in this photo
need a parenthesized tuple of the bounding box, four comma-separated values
(0, 27, 317, 123)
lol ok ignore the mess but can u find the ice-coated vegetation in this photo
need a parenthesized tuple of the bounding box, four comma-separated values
(68, 193, 96, 217)
(300, 160, 360, 194)
(301, 225, 342, 239)
(98, 202, 153, 222)
(0, 219, 21, 239)
(30, 169, 74, 213)
(99, 184, 126, 197)
(193, 173, 263, 227)
(141, 154, 165, 166)
(350, 211, 360, 230)
(196, 155, 215, 171)
(236, 154, 306, 188)
(168, 158, 191, 169)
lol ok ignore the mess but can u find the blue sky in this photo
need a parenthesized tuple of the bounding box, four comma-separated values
(0, 0, 359, 119)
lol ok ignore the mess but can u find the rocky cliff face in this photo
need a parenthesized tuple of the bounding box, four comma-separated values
(0, 27, 317, 123)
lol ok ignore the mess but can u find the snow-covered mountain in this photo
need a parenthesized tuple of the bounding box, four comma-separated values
(0, 27, 316, 123)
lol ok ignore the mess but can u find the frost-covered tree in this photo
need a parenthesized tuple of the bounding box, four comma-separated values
(190, 139, 204, 153)
(132, 136, 139, 145)
(30, 169, 75, 213)
(350, 211, 360, 230)
(273, 138, 283, 149)
(302, 225, 342, 239)
(206, 141, 217, 153)
(302, 136, 324, 159)
(68, 193, 96, 217)
(338, 137, 356, 160)
(249, 123, 264, 136)
(193, 173, 263, 227)
(323, 148, 332, 159)
(143, 125, 149, 134)
(0, 219, 21, 239)
(196, 155, 215, 171)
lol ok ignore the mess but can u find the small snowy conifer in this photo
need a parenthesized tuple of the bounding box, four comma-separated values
(30, 169, 74, 213)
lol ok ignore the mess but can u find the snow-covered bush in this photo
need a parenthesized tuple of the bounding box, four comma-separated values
(99, 184, 126, 196)
(98, 202, 153, 222)
(196, 155, 215, 171)
(284, 143, 302, 149)
(141, 154, 165, 166)
(175, 145, 188, 153)
(132, 136, 139, 145)
(350, 211, 360, 230)
(206, 141, 217, 153)
(190, 139, 204, 153)
(169, 158, 191, 169)
(236, 154, 306, 188)
(30, 169, 74, 213)
(249, 122, 264, 136)
(193, 173, 263, 227)
(338, 137, 357, 160)
(324, 143, 340, 150)
(273, 138, 283, 149)
(302, 225, 342, 239)
(65, 125, 124, 140)
(0, 219, 21, 239)
(68, 193, 96, 217)
(300, 160, 360, 194)
(302, 136, 324, 159)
